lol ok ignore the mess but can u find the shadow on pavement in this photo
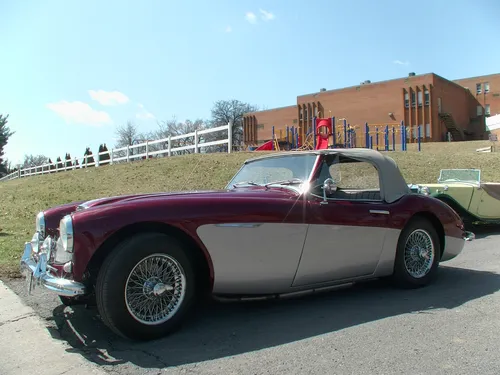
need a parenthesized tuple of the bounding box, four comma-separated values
(48, 265, 500, 370)
(470, 224, 500, 239)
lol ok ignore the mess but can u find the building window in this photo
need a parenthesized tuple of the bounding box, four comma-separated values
(485, 82, 490, 93)
(477, 105, 483, 116)
(476, 83, 482, 94)
(417, 91, 423, 106)
(404, 92, 409, 108)
(411, 91, 416, 107)
(299, 108, 303, 119)
(425, 124, 431, 138)
(485, 104, 490, 115)
(424, 89, 430, 105)
(257, 124, 264, 129)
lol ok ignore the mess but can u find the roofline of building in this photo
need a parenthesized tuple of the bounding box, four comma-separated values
(432, 73, 472, 92)
(296, 72, 435, 98)
(244, 104, 297, 116)
(451, 72, 500, 82)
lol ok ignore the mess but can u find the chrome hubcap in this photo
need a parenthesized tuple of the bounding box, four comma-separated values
(404, 229, 435, 279)
(124, 253, 186, 325)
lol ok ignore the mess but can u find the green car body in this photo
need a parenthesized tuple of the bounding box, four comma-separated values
(408, 169, 500, 227)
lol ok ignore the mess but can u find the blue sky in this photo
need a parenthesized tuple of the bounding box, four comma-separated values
(1, 0, 499, 165)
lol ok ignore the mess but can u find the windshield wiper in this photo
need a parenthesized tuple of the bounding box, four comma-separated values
(233, 181, 260, 188)
(264, 178, 304, 188)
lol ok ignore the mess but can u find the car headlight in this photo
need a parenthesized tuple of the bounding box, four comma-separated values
(420, 186, 430, 195)
(36, 212, 46, 237)
(59, 215, 74, 253)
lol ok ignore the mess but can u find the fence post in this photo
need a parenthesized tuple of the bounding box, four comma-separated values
(343, 119, 347, 148)
(418, 125, 422, 151)
(312, 117, 317, 149)
(400, 120, 405, 151)
(73, 158, 76, 169)
(168, 135, 172, 156)
(385, 125, 389, 151)
(332, 118, 336, 146)
(227, 121, 233, 153)
(392, 127, 396, 151)
(194, 129, 199, 153)
(365, 123, 369, 148)
(110, 149, 114, 165)
(146, 140, 149, 158)
(126, 145, 130, 162)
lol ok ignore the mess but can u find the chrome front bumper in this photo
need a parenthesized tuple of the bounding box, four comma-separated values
(20, 242, 86, 297)
(463, 231, 475, 241)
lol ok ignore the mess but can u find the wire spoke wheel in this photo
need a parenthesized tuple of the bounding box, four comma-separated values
(403, 229, 435, 279)
(124, 253, 187, 325)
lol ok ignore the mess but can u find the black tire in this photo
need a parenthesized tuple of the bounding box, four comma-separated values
(95, 232, 198, 341)
(391, 217, 440, 288)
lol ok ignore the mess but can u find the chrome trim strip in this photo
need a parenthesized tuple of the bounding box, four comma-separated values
(214, 223, 263, 228)
(20, 242, 86, 297)
(369, 210, 390, 215)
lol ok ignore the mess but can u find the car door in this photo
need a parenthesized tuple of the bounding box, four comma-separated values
(291, 196, 392, 287)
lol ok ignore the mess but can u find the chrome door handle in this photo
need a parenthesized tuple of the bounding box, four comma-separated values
(369, 210, 390, 215)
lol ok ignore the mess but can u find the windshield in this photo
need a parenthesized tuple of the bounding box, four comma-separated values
(226, 154, 318, 189)
(437, 169, 481, 184)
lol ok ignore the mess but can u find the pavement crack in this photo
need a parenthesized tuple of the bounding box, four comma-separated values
(0, 312, 37, 326)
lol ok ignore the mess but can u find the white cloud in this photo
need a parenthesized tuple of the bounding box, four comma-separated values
(259, 9, 275, 21)
(46, 101, 112, 126)
(393, 60, 410, 66)
(88, 89, 130, 106)
(225, 25, 232, 33)
(245, 12, 257, 24)
(136, 103, 156, 120)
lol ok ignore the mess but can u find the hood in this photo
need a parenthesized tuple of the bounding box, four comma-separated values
(75, 186, 299, 211)
(41, 186, 299, 232)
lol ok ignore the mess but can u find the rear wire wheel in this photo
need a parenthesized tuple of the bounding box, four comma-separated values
(392, 217, 440, 288)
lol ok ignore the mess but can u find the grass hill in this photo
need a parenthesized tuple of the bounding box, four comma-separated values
(1, 140, 499, 278)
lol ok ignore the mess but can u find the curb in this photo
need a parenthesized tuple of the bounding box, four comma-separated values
(0, 280, 106, 375)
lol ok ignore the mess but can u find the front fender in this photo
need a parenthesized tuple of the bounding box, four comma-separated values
(70, 201, 213, 281)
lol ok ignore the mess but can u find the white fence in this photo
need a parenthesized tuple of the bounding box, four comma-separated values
(0, 122, 233, 182)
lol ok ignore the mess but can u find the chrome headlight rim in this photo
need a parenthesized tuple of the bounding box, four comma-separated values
(59, 215, 74, 253)
(36, 211, 46, 238)
(420, 186, 430, 195)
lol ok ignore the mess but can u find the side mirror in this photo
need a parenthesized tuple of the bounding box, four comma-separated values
(321, 178, 336, 204)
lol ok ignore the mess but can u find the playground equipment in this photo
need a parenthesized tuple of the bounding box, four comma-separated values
(252, 117, 424, 152)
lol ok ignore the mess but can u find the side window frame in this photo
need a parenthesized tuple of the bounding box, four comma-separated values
(308, 154, 383, 202)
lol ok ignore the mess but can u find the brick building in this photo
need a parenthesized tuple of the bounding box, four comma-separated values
(243, 72, 500, 148)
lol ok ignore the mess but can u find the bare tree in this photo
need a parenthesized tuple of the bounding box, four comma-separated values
(115, 121, 140, 148)
(153, 117, 208, 155)
(21, 154, 50, 173)
(114, 121, 144, 160)
(210, 99, 259, 150)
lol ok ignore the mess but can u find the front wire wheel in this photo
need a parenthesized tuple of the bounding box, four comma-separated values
(124, 253, 187, 325)
(95, 233, 198, 341)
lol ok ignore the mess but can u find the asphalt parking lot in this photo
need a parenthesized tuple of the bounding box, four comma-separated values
(4, 227, 500, 375)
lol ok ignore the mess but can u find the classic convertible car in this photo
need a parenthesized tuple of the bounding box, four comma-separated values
(408, 168, 500, 228)
(21, 148, 474, 341)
